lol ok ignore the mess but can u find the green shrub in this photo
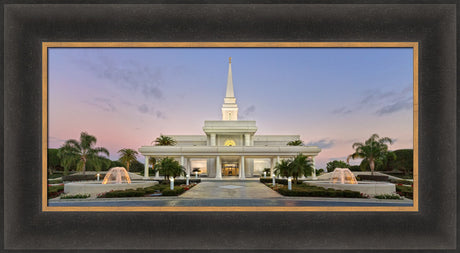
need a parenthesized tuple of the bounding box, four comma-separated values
(48, 178, 63, 184)
(97, 183, 194, 198)
(61, 194, 90, 199)
(48, 184, 64, 193)
(158, 179, 201, 185)
(259, 178, 304, 185)
(348, 165, 362, 172)
(102, 189, 146, 198)
(387, 149, 413, 176)
(47, 184, 64, 199)
(271, 184, 364, 198)
(396, 184, 413, 199)
(326, 160, 349, 172)
(374, 194, 402, 200)
(162, 187, 186, 196)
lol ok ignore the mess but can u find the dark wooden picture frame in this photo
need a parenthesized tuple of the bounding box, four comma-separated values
(2, 2, 457, 251)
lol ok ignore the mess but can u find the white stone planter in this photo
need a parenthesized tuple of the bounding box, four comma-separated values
(305, 181, 396, 196)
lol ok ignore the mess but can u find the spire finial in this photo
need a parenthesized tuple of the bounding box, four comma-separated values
(229, 57, 231, 64)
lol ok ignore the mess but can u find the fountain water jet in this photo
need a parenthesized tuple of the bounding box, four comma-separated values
(330, 168, 358, 184)
(102, 167, 132, 184)
(305, 168, 396, 196)
(63, 167, 158, 195)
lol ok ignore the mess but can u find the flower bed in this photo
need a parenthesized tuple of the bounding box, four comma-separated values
(48, 184, 64, 199)
(374, 194, 402, 200)
(97, 183, 198, 198)
(266, 183, 365, 198)
(60, 193, 90, 199)
(396, 184, 413, 199)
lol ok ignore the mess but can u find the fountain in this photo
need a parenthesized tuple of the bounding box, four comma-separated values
(330, 168, 358, 184)
(305, 168, 395, 196)
(64, 167, 158, 195)
(102, 167, 132, 184)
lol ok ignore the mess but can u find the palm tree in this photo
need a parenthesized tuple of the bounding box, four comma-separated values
(118, 148, 139, 172)
(156, 157, 185, 180)
(274, 154, 313, 183)
(287, 139, 304, 146)
(58, 132, 109, 175)
(290, 154, 314, 183)
(347, 133, 393, 175)
(274, 159, 293, 179)
(153, 135, 176, 146)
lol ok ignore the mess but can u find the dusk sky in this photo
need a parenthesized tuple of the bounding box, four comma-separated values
(48, 47, 413, 169)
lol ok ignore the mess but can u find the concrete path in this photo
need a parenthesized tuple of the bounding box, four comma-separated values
(180, 181, 281, 199)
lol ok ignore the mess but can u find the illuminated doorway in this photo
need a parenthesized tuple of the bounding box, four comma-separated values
(222, 163, 239, 176)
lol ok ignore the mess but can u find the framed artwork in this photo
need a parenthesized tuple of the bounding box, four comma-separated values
(2, 2, 457, 252)
(42, 42, 418, 212)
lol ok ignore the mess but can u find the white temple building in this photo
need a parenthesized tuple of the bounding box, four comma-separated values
(139, 58, 321, 180)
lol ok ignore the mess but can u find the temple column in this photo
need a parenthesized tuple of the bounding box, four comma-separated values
(271, 157, 276, 177)
(180, 156, 185, 178)
(277, 156, 281, 178)
(216, 156, 222, 179)
(211, 133, 216, 146)
(144, 156, 150, 179)
(244, 133, 250, 146)
(312, 156, 317, 180)
(239, 156, 245, 179)
(155, 158, 160, 178)
(187, 158, 191, 176)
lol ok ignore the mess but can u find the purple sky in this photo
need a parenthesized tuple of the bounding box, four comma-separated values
(48, 48, 413, 169)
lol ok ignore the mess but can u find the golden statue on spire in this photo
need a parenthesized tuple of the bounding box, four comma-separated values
(229, 57, 232, 63)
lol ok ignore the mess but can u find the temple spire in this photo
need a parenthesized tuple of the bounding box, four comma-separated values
(222, 57, 238, 120)
(225, 57, 234, 98)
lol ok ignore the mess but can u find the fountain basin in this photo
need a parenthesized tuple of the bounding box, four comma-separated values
(305, 181, 396, 196)
(64, 181, 158, 195)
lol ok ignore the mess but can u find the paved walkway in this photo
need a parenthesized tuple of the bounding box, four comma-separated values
(48, 180, 413, 207)
(180, 181, 281, 199)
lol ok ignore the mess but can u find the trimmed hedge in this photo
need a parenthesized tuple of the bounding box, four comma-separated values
(356, 175, 388, 181)
(103, 189, 146, 198)
(162, 187, 186, 196)
(259, 178, 305, 185)
(270, 184, 364, 198)
(374, 194, 402, 200)
(158, 179, 201, 185)
(61, 194, 90, 199)
(97, 183, 196, 198)
(62, 174, 106, 182)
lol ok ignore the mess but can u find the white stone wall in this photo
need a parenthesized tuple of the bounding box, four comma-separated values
(217, 134, 243, 146)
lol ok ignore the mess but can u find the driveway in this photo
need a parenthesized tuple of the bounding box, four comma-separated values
(180, 181, 282, 199)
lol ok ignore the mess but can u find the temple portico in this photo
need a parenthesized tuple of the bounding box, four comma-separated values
(139, 58, 321, 180)
(140, 152, 320, 179)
